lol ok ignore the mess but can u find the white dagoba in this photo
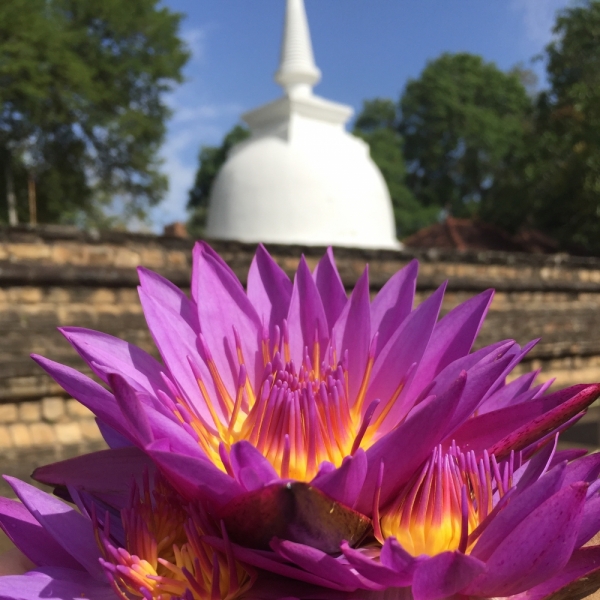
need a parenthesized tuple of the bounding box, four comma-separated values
(205, 0, 400, 249)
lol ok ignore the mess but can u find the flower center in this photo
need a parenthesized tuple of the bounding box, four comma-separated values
(96, 476, 254, 599)
(177, 325, 393, 481)
(379, 445, 514, 557)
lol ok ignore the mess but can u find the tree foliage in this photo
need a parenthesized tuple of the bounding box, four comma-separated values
(353, 99, 438, 237)
(399, 53, 533, 221)
(518, 0, 600, 253)
(0, 0, 189, 226)
(187, 125, 250, 237)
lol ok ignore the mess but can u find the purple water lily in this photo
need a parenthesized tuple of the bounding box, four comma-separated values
(0, 472, 334, 599)
(217, 437, 600, 600)
(31, 244, 600, 549)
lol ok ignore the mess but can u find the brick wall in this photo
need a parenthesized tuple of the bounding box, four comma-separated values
(2, 224, 600, 493)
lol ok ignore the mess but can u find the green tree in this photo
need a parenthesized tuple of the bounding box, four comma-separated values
(353, 99, 438, 237)
(399, 53, 533, 221)
(187, 124, 250, 237)
(521, 0, 600, 254)
(0, 0, 189, 226)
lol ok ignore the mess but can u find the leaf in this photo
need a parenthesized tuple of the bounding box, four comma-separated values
(217, 481, 371, 553)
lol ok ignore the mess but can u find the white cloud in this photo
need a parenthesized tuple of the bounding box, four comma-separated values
(181, 27, 207, 63)
(510, 0, 571, 47)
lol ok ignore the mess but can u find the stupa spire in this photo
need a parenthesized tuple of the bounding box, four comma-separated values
(275, 0, 321, 97)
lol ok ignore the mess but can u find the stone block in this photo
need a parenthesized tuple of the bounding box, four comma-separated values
(9, 423, 31, 447)
(114, 248, 141, 268)
(54, 422, 82, 444)
(89, 289, 116, 305)
(15, 287, 43, 303)
(19, 401, 41, 422)
(7, 243, 51, 260)
(0, 404, 17, 424)
(29, 423, 56, 446)
(139, 249, 165, 268)
(80, 418, 103, 441)
(66, 399, 93, 418)
(0, 426, 12, 449)
(42, 397, 65, 422)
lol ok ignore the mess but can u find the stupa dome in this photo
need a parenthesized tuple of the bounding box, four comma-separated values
(206, 0, 400, 250)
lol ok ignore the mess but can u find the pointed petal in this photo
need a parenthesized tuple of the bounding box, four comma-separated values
(412, 552, 486, 600)
(452, 383, 598, 457)
(138, 289, 220, 425)
(144, 445, 243, 507)
(59, 327, 170, 398)
(366, 284, 446, 429)
(287, 257, 329, 364)
(230, 441, 279, 491)
(407, 289, 494, 402)
(472, 462, 567, 562)
(564, 452, 600, 486)
(194, 247, 263, 394)
(342, 539, 418, 588)
(509, 546, 600, 600)
(440, 353, 514, 439)
(311, 450, 367, 509)
(5, 478, 103, 581)
(332, 268, 371, 403)
(513, 435, 558, 491)
(271, 539, 366, 590)
(370, 260, 418, 353)
(416, 339, 515, 405)
(313, 248, 347, 331)
(32, 447, 155, 510)
(247, 244, 292, 341)
(357, 372, 466, 514)
(96, 420, 131, 449)
(0, 498, 82, 571)
(487, 384, 600, 460)
(478, 370, 540, 414)
(576, 492, 600, 548)
(137, 266, 198, 329)
(0, 571, 113, 600)
(205, 536, 356, 591)
(30, 356, 129, 440)
(109, 374, 153, 446)
(467, 482, 588, 597)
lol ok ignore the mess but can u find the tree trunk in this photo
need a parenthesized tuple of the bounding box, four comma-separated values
(5, 154, 18, 226)
(27, 173, 37, 226)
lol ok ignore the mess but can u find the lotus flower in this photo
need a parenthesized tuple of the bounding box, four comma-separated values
(0, 471, 333, 599)
(230, 437, 600, 599)
(23, 242, 600, 598)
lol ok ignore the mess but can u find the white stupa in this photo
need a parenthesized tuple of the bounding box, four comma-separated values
(205, 0, 400, 249)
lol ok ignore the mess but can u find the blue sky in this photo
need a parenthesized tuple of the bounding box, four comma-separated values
(151, 0, 571, 229)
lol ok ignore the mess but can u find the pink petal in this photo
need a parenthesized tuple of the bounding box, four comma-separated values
(332, 268, 371, 403)
(412, 551, 486, 600)
(370, 260, 418, 354)
(406, 289, 494, 402)
(311, 450, 367, 509)
(467, 482, 588, 597)
(287, 256, 329, 364)
(247, 244, 292, 342)
(366, 283, 446, 430)
(313, 248, 347, 331)
(193, 246, 263, 395)
(5, 478, 104, 581)
(0, 498, 82, 571)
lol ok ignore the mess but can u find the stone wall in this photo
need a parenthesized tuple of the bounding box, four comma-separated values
(2, 224, 600, 493)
